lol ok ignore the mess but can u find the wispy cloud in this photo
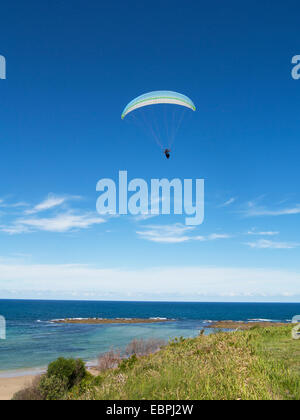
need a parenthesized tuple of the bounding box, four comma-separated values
(136, 223, 231, 244)
(208, 233, 231, 240)
(0, 224, 30, 235)
(245, 239, 298, 249)
(136, 224, 194, 243)
(134, 214, 158, 222)
(25, 194, 80, 215)
(0, 198, 28, 208)
(0, 193, 106, 234)
(0, 263, 299, 301)
(247, 229, 279, 236)
(242, 202, 300, 217)
(221, 197, 236, 207)
(1, 212, 105, 234)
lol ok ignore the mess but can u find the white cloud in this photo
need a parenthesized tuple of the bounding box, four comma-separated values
(136, 223, 194, 243)
(0, 212, 105, 234)
(0, 193, 105, 234)
(0, 199, 28, 208)
(243, 204, 300, 217)
(20, 213, 105, 233)
(134, 214, 158, 222)
(245, 239, 298, 249)
(0, 224, 30, 235)
(221, 197, 236, 207)
(247, 230, 279, 236)
(10, 202, 29, 208)
(25, 194, 80, 215)
(136, 223, 231, 244)
(207, 233, 231, 240)
(0, 263, 299, 300)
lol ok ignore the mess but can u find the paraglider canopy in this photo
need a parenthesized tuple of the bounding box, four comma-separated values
(121, 91, 196, 119)
(121, 90, 196, 152)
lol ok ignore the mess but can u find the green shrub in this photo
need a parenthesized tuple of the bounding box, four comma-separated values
(38, 375, 68, 400)
(118, 354, 138, 371)
(12, 358, 87, 400)
(92, 375, 104, 386)
(47, 357, 86, 390)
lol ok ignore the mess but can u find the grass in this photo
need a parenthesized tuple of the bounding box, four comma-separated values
(252, 326, 300, 399)
(68, 326, 300, 400)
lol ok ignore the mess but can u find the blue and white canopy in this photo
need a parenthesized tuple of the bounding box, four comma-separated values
(121, 91, 196, 119)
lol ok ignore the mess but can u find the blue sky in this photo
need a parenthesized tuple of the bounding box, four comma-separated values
(0, 0, 300, 301)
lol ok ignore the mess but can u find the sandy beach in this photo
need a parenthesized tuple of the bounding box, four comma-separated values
(0, 375, 36, 400)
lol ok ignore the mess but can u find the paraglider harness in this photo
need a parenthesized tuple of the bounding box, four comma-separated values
(164, 149, 171, 159)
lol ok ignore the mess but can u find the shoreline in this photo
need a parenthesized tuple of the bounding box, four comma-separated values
(0, 358, 99, 379)
(0, 367, 46, 379)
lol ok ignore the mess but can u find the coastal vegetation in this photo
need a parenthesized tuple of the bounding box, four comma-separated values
(12, 357, 88, 400)
(12, 325, 300, 400)
(206, 320, 288, 330)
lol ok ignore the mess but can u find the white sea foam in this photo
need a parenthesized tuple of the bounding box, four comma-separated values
(116, 318, 132, 320)
(149, 317, 167, 320)
(248, 318, 276, 322)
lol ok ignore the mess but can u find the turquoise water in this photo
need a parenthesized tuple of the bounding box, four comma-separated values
(0, 300, 299, 374)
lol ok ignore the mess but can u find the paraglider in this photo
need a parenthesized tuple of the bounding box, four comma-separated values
(164, 149, 171, 159)
(121, 91, 196, 158)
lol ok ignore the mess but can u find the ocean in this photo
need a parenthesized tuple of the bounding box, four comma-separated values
(0, 300, 299, 376)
